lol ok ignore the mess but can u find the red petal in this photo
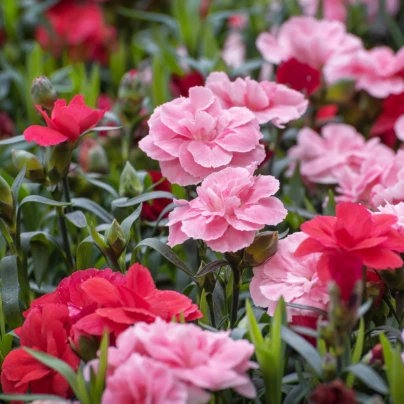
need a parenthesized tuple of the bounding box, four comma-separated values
(23, 126, 68, 146)
(81, 277, 121, 307)
(294, 237, 328, 257)
(355, 248, 403, 269)
(125, 263, 156, 297)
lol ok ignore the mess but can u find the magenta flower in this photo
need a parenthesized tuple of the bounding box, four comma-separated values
(138, 87, 265, 186)
(250, 232, 329, 320)
(205, 72, 308, 126)
(24, 95, 105, 146)
(256, 16, 361, 70)
(167, 166, 287, 253)
(325, 46, 404, 98)
(104, 319, 257, 400)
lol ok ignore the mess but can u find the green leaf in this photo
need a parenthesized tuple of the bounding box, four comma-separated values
(88, 223, 109, 250)
(324, 189, 336, 216)
(11, 166, 27, 202)
(345, 363, 389, 394)
(152, 54, 170, 107)
(198, 289, 210, 326)
(72, 198, 113, 223)
(346, 318, 364, 387)
(81, 126, 122, 136)
(121, 204, 143, 239)
(245, 299, 264, 346)
(92, 332, 109, 403)
(81, 173, 119, 199)
(118, 7, 178, 31)
(24, 347, 79, 396)
(0, 135, 26, 146)
(76, 238, 97, 270)
(31, 237, 51, 287)
(281, 326, 322, 376)
(1, 256, 22, 329)
(195, 260, 228, 278)
(112, 191, 174, 208)
(0, 394, 66, 402)
(65, 211, 88, 229)
(286, 302, 328, 318)
(135, 238, 195, 279)
(19, 195, 71, 209)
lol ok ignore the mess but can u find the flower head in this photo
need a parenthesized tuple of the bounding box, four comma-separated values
(23, 95, 105, 147)
(250, 232, 329, 320)
(138, 86, 265, 186)
(206, 72, 308, 126)
(167, 166, 287, 253)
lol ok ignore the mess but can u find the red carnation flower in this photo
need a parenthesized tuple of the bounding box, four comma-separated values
(1, 304, 80, 399)
(170, 71, 205, 98)
(73, 263, 202, 337)
(295, 202, 404, 299)
(276, 58, 321, 96)
(23, 95, 105, 147)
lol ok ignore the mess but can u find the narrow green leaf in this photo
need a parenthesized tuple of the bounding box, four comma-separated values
(1, 256, 22, 329)
(152, 54, 170, 107)
(81, 126, 122, 136)
(324, 189, 336, 216)
(65, 211, 88, 229)
(198, 289, 210, 326)
(81, 174, 119, 199)
(195, 260, 228, 278)
(19, 195, 71, 209)
(0, 394, 66, 402)
(24, 348, 79, 396)
(113, 191, 174, 208)
(11, 166, 27, 202)
(118, 7, 178, 31)
(135, 238, 195, 278)
(245, 300, 264, 346)
(76, 238, 97, 270)
(345, 363, 389, 394)
(121, 204, 143, 239)
(346, 318, 365, 387)
(93, 332, 109, 403)
(281, 326, 322, 376)
(72, 198, 113, 223)
(31, 238, 51, 287)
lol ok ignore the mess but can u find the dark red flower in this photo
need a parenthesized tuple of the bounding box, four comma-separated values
(316, 104, 338, 124)
(371, 92, 404, 148)
(73, 263, 202, 337)
(35, 2, 116, 64)
(276, 58, 321, 96)
(170, 71, 205, 98)
(96, 94, 113, 111)
(310, 380, 358, 404)
(0, 112, 15, 139)
(295, 202, 404, 299)
(23, 95, 105, 146)
(1, 304, 80, 400)
(141, 171, 172, 222)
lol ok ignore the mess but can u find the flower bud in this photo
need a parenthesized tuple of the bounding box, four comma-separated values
(119, 161, 143, 197)
(105, 219, 126, 257)
(117, 70, 144, 121)
(321, 353, 337, 381)
(46, 142, 73, 184)
(0, 175, 14, 223)
(243, 231, 278, 267)
(12, 150, 46, 183)
(79, 138, 109, 174)
(30, 75, 57, 112)
(363, 344, 384, 368)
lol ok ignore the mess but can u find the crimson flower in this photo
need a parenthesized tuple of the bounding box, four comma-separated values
(276, 58, 321, 96)
(170, 71, 205, 97)
(23, 95, 105, 147)
(73, 263, 202, 337)
(295, 202, 404, 298)
(141, 171, 172, 222)
(1, 304, 80, 399)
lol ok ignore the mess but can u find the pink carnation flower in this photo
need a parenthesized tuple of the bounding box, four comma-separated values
(205, 72, 308, 126)
(222, 32, 246, 69)
(325, 46, 404, 98)
(256, 16, 362, 70)
(139, 87, 265, 186)
(250, 232, 329, 320)
(288, 124, 391, 184)
(370, 150, 404, 208)
(167, 166, 287, 253)
(103, 319, 257, 401)
(376, 202, 404, 235)
(102, 353, 203, 404)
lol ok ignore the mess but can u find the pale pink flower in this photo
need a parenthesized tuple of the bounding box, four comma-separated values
(288, 124, 385, 184)
(250, 232, 329, 319)
(167, 166, 287, 253)
(394, 115, 404, 141)
(222, 32, 246, 69)
(105, 319, 257, 399)
(102, 353, 206, 404)
(205, 72, 308, 126)
(256, 16, 362, 70)
(138, 87, 265, 186)
(325, 46, 404, 98)
(376, 202, 404, 235)
(370, 150, 404, 207)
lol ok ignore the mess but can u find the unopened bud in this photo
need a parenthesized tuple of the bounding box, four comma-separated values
(30, 75, 57, 112)
(0, 175, 14, 223)
(243, 231, 278, 267)
(363, 344, 384, 368)
(79, 138, 109, 174)
(12, 150, 46, 183)
(105, 219, 126, 257)
(119, 162, 143, 197)
(117, 70, 144, 121)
